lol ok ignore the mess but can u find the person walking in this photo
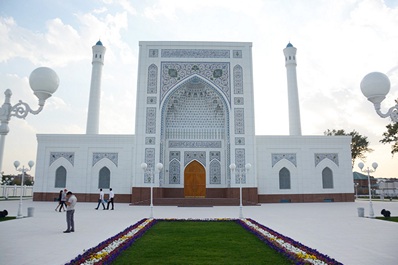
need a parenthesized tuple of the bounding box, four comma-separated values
(106, 188, 114, 210)
(55, 190, 63, 211)
(95, 188, 106, 210)
(63, 191, 77, 233)
(59, 189, 67, 212)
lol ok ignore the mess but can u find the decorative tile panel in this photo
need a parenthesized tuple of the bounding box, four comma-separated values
(146, 107, 156, 134)
(92, 153, 118, 167)
(232, 50, 242, 58)
(145, 137, 155, 145)
(147, 97, 157, 104)
(272, 153, 297, 167)
(234, 108, 245, 134)
(235, 148, 246, 183)
(149, 49, 159, 57)
(210, 151, 221, 161)
(235, 137, 245, 145)
(169, 159, 180, 184)
(233, 65, 243, 94)
(184, 151, 206, 166)
(144, 148, 155, 183)
(161, 62, 230, 104)
(234, 97, 244, 105)
(50, 152, 74, 166)
(169, 151, 180, 161)
(161, 49, 230, 58)
(315, 153, 339, 167)
(147, 64, 158, 94)
(169, 141, 221, 148)
(210, 160, 221, 184)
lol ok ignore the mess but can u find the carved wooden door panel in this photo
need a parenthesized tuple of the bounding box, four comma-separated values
(184, 160, 206, 197)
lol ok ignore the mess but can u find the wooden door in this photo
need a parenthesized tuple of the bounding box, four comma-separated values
(184, 160, 206, 197)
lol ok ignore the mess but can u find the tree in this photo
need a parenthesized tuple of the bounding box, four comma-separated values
(380, 122, 398, 155)
(324, 129, 373, 167)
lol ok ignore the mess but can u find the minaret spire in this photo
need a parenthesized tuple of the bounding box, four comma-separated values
(283, 42, 302, 136)
(86, 40, 106, 134)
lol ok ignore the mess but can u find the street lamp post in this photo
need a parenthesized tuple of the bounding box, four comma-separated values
(14, 160, 34, 219)
(358, 162, 378, 218)
(140, 162, 163, 218)
(354, 182, 359, 200)
(229, 163, 251, 219)
(0, 67, 59, 175)
(360, 72, 398, 122)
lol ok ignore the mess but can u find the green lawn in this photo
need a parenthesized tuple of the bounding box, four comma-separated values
(376, 216, 398, 223)
(113, 221, 293, 265)
(0, 216, 16, 222)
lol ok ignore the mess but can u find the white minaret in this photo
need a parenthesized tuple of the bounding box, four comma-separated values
(283, 42, 302, 136)
(86, 40, 106, 134)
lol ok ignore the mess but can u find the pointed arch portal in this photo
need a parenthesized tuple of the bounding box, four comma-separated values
(184, 160, 206, 197)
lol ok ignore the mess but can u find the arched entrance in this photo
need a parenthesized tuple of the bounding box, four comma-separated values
(184, 160, 206, 198)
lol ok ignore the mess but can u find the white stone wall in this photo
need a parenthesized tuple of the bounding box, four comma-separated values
(256, 135, 353, 195)
(34, 134, 135, 195)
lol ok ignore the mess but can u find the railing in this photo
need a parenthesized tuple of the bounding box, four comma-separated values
(1, 185, 33, 198)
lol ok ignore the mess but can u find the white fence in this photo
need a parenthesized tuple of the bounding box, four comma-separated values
(1, 185, 33, 198)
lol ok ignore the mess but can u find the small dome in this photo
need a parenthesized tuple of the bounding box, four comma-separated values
(96, 40, 103, 46)
(286, 42, 294, 48)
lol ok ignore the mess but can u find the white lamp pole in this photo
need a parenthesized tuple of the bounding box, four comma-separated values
(358, 162, 378, 218)
(355, 182, 359, 200)
(0, 67, 59, 176)
(229, 163, 251, 219)
(141, 162, 163, 218)
(14, 160, 34, 218)
(360, 72, 398, 122)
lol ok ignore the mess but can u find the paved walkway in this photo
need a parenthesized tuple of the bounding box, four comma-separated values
(0, 199, 397, 265)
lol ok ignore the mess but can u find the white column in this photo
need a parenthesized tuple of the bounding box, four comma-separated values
(283, 43, 302, 136)
(86, 41, 106, 134)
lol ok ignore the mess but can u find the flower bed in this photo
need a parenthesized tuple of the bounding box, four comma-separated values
(66, 218, 342, 265)
(239, 218, 342, 265)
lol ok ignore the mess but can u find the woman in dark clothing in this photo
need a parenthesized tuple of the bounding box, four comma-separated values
(55, 190, 64, 211)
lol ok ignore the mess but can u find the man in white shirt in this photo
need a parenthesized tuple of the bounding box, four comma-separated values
(95, 188, 106, 210)
(106, 188, 115, 210)
(64, 191, 77, 233)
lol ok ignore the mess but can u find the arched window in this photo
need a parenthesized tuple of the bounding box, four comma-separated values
(322, 167, 334, 189)
(279, 167, 291, 189)
(209, 160, 221, 184)
(98, 167, 110, 189)
(54, 166, 67, 188)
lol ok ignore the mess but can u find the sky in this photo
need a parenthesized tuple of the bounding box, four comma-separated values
(0, 0, 397, 178)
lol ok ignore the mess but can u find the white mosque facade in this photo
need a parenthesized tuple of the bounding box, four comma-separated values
(33, 41, 354, 204)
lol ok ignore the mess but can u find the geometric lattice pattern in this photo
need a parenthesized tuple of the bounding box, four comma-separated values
(272, 153, 297, 167)
(234, 97, 244, 105)
(210, 160, 221, 184)
(147, 64, 158, 94)
(235, 148, 246, 183)
(233, 65, 243, 94)
(235, 137, 245, 145)
(92, 153, 118, 167)
(234, 108, 245, 134)
(169, 159, 180, 184)
(146, 107, 156, 134)
(232, 50, 242, 58)
(161, 62, 230, 104)
(161, 49, 230, 58)
(149, 49, 159, 57)
(144, 148, 155, 183)
(145, 137, 155, 145)
(315, 153, 339, 167)
(184, 151, 206, 166)
(50, 152, 74, 166)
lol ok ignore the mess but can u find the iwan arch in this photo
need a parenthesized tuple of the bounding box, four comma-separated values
(33, 41, 353, 205)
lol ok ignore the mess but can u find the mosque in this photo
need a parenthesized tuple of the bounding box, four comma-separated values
(32, 41, 354, 205)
